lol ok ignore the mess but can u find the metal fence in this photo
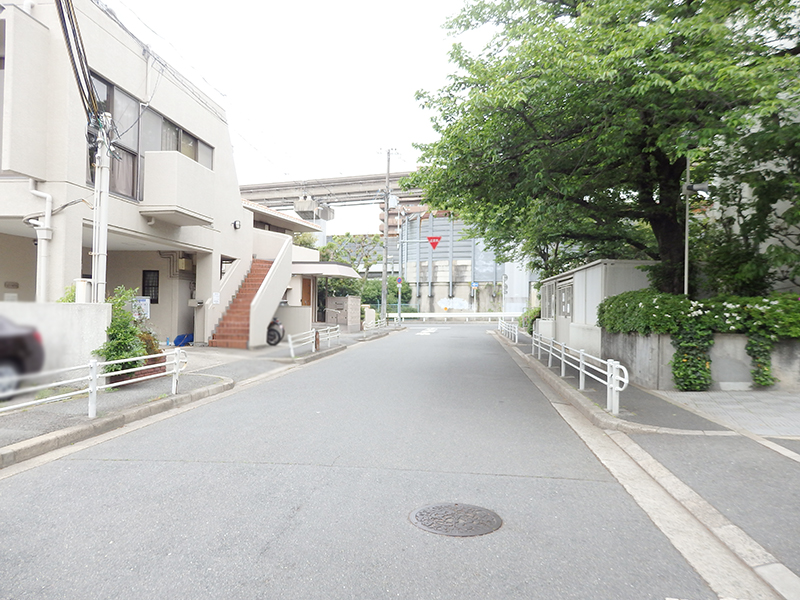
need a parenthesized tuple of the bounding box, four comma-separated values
(288, 326, 342, 358)
(363, 318, 388, 332)
(0, 348, 189, 419)
(498, 319, 519, 343)
(531, 332, 629, 415)
(395, 312, 523, 323)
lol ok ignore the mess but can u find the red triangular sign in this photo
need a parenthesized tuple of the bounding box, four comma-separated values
(428, 236, 442, 250)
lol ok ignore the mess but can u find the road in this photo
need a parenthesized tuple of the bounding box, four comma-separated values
(0, 325, 785, 599)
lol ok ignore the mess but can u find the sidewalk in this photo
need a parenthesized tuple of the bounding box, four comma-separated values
(0, 327, 394, 468)
(510, 331, 800, 441)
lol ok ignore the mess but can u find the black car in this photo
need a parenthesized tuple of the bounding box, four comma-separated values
(0, 315, 45, 396)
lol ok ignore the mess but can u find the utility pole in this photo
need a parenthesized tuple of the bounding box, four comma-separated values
(380, 149, 390, 320)
(91, 113, 112, 303)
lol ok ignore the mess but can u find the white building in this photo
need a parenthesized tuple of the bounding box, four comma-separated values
(0, 0, 354, 364)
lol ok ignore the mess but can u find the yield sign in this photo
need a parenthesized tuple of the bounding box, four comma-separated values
(427, 236, 442, 250)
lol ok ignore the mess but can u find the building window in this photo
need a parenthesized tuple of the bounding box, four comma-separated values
(87, 75, 215, 201)
(142, 270, 159, 304)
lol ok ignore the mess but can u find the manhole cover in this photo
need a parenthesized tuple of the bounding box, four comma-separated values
(409, 503, 502, 537)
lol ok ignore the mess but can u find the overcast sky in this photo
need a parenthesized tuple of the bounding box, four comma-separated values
(102, 0, 472, 188)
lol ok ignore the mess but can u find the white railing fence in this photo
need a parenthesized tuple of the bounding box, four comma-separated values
(317, 325, 340, 349)
(531, 332, 629, 415)
(395, 312, 522, 323)
(288, 326, 342, 358)
(363, 318, 387, 332)
(0, 348, 188, 419)
(498, 319, 519, 343)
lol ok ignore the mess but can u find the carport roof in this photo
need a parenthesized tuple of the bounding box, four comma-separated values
(292, 261, 360, 279)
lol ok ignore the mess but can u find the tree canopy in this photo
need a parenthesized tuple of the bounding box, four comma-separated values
(409, 0, 800, 293)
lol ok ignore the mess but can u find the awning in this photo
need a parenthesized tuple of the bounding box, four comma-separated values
(292, 261, 360, 279)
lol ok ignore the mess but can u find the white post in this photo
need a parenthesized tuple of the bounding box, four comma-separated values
(611, 361, 620, 416)
(88, 359, 98, 418)
(579, 350, 586, 390)
(171, 349, 179, 395)
(560, 342, 566, 377)
(606, 360, 614, 413)
(91, 113, 113, 303)
(548, 338, 554, 368)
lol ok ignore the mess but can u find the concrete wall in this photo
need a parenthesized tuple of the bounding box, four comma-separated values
(602, 332, 800, 391)
(0, 301, 111, 371)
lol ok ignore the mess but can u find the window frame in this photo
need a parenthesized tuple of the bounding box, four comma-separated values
(142, 270, 160, 305)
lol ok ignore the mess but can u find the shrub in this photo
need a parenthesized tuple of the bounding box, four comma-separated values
(597, 289, 800, 389)
(93, 286, 147, 373)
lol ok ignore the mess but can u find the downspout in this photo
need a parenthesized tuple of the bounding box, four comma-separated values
(23, 0, 35, 14)
(29, 180, 53, 303)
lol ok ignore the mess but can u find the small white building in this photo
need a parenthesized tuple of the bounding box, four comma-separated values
(537, 260, 654, 356)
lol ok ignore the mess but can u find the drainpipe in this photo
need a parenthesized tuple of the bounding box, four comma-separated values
(29, 180, 53, 303)
(23, 0, 35, 14)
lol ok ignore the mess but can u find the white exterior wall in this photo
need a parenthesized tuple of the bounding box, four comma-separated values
(0, 0, 263, 345)
(0, 233, 36, 301)
(539, 260, 655, 356)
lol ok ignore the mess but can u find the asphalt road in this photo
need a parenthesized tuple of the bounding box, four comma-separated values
(0, 325, 724, 599)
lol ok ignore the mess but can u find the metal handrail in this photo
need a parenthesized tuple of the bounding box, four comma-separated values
(531, 332, 629, 415)
(0, 348, 188, 418)
(395, 312, 523, 323)
(288, 330, 316, 358)
(498, 319, 519, 343)
(317, 325, 340, 348)
(363, 318, 387, 331)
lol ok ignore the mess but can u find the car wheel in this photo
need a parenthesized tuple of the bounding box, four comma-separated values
(0, 361, 21, 396)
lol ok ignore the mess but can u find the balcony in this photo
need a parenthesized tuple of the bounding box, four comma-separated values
(139, 151, 214, 227)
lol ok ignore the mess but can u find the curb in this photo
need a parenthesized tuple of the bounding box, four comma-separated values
(494, 332, 701, 436)
(0, 377, 234, 470)
(294, 344, 348, 364)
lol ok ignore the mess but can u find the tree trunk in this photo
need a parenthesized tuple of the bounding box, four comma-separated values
(647, 154, 687, 294)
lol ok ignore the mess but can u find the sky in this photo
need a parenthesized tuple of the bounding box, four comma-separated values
(99, 0, 478, 233)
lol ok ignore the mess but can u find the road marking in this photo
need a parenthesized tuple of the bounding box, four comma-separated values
(494, 335, 783, 600)
(416, 328, 439, 336)
(555, 403, 780, 599)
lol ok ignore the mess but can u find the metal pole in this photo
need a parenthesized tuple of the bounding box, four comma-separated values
(380, 150, 390, 320)
(88, 358, 98, 418)
(171, 349, 179, 395)
(579, 350, 586, 390)
(684, 152, 690, 296)
(91, 113, 112, 303)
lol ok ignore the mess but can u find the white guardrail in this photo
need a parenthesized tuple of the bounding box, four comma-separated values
(363, 318, 387, 332)
(288, 325, 341, 358)
(0, 348, 189, 419)
(531, 332, 629, 415)
(498, 319, 519, 343)
(394, 312, 522, 323)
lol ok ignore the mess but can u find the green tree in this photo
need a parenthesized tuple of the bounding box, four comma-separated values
(410, 0, 800, 293)
(293, 232, 318, 249)
(321, 233, 383, 297)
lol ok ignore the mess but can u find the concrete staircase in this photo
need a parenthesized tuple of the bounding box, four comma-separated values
(209, 259, 273, 349)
